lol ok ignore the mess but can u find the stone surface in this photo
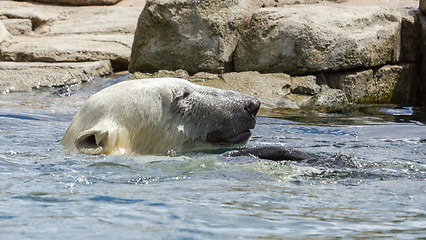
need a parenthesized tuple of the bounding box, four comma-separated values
(129, 0, 260, 74)
(27, 0, 122, 6)
(260, 0, 346, 6)
(345, 0, 418, 8)
(421, 0, 426, 14)
(326, 69, 374, 102)
(326, 64, 418, 104)
(0, 0, 421, 107)
(2, 19, 33, 36)
(0, 1, 58, 30)
(388, 63, 418, 105)
(196, 72, 347, 108)
(0, 60, 112, 92)
(313, 86, 348, 108)
(235, 5, 402, 75)
(1, 35, 133, 70)
(400, 9, 420, 62)
(372, 65, 403, 103)
(0, 0, 146, 90)
(0, 21, 11, 44)
(421, 15, 426, 106)
(290, 76, 321, 96)
(35, 6, 142, 35)
(130, 1, 404, 76)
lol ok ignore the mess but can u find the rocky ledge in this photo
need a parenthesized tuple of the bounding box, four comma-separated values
(1, 0, 425, 109)
(0, 0, 145, 92)
(129, 0, 425, 107)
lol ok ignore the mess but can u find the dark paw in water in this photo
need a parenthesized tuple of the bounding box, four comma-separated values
(224, 146, 316, 161)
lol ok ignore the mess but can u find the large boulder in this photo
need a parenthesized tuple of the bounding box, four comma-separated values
(129, 0, 259, 74)
(130, 2, 403, 75)
(235, 5, 402, 74)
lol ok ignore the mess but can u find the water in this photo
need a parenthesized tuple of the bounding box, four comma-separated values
(0, 76, 425, 239)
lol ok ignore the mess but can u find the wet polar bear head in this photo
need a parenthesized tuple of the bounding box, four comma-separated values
(61, 78, 260, 155)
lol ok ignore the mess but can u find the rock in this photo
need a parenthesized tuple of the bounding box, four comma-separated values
(0, 21, 11, 44)
(278, 94, 313, 109)
(0, 0, 146, 92)
(0, 60, 112, 92)
(129, 0, 260, 74)
(235, 5, 402, 75)
(128, 0, 351, 74)
(372, 65, 403, 103)
(154, 69, 190, 79)
(35, 6, 143, 35)
(421, 0, 426, 14)
(290, 76, 321, 95)
(0, 1, 58, 31)
(374, 64, 419, 104)
(1, 19, 33, 36)
(1, 35, 132, 71)
(195, 71, 293, 107)
(326, 64, 417, 104)
(259, 0, 346, 6)
(421, 15, 426, 105)
(190, 72, 219, 82)
(27, 0, 122, 6)
(400, 9, 420, 62)
(326, 69, 374, 102)
(313, 86, 348, 108)
(389, 63, 418, 105)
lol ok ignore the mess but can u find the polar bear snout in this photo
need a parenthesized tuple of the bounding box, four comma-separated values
(245, 98, 261, 117)
(205, 96, 260, 146)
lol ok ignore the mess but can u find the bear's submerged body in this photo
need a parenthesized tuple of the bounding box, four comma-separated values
(61, 78, 260, 156)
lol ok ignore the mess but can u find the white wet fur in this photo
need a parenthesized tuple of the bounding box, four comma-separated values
(61, 78, 258, 155)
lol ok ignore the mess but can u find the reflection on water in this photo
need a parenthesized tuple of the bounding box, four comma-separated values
(0, 76, 424, 239)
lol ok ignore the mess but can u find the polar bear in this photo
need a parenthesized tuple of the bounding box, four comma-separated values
(61, 78, 260, 155)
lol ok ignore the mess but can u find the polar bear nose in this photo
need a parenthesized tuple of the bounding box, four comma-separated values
(245, 98, 261, 116)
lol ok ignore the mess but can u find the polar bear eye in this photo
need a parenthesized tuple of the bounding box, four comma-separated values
(173, 90, 193, 104)
(182, 91, 190, 99)
(176, 91, 190, 101)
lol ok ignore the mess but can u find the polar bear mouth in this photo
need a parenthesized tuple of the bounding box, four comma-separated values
(206, 129, 252, 145)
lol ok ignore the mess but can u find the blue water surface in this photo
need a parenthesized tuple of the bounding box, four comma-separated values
(0, 77, 425, 239)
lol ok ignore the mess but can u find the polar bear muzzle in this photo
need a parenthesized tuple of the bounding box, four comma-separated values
(206, 98, 260, 145)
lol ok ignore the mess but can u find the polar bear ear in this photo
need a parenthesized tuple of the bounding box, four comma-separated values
(75, 129, 109, 155)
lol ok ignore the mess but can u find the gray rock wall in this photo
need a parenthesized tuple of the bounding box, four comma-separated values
(235, 6, 401, 75)
(130, 0, 422, 106)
